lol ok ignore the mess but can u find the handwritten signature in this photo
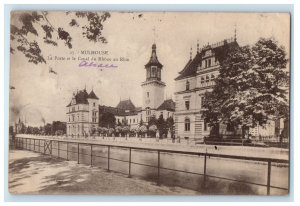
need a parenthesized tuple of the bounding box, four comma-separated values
(79, 60, 118, 68)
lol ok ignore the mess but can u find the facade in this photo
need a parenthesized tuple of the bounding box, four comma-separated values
(174, 37, 239, 140)
(66, 88, 99, 137)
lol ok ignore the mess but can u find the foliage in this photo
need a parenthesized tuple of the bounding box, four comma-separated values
(99, 112, 116, 128)
(11, 11, 111, 64)
(138, 125, 147, 134)
(202, 38, 289, 133)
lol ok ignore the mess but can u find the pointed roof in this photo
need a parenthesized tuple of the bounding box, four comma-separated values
(157, 99, 175, 111)
(175, 40, 239, 80)
(116, 99, 136, 111)
(88, 90, 99, 100)
(145, 44, 163, 67)
(66, 88, 99, 107)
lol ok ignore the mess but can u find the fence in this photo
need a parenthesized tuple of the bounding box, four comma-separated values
(12, 135, 289, 195)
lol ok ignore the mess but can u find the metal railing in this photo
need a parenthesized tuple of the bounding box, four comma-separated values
(12, 136, 289, 195)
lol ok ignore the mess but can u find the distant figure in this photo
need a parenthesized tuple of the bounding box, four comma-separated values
(214, 145, 218, 150)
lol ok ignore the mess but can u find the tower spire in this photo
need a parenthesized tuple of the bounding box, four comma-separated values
(234, 23, 237, 41)
(190, 46, 192, 60)
(197, 40, 199, 54)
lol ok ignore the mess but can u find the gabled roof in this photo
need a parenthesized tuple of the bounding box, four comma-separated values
(88, 90, 99, 100)
(145, 44, 163, 67)
(157, 99, 175, 111)
(175, 40, 239, 81)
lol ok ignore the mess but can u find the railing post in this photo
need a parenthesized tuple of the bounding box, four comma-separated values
(203, 153, 207, 189)
(58, 141, 60, 158)
(39, 139, 40, 152)
(50, 140, 52, 155)
(157, 150, 160, 186)
(66, 142, 69, 161)
(107, 145, 110, 172)
(128, 148, 132, 178)
(267, 160, 272, 195)
(77, 143, 80, 164)
(43, 140, 45, 154)
(90, 144, 93, 167)
(34, 139, 35, 151)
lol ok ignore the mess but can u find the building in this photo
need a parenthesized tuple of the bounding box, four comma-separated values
(101, 43, 175, 127)
(66, 43, 175, 136)
(174, 37, 239, 140)
(66, 88, 99, 137)
(15, 117, 26, 134)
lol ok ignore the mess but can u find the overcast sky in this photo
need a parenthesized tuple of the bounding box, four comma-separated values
(9, 12, 290, 126)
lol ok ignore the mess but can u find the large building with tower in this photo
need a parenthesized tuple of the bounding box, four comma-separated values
(109, 43, 175, 127)
(66, 43, 175, 137)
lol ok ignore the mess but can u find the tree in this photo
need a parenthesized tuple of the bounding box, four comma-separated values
(166, 116, 175, 137)
(203, 38, 289, 137)
(10, 11, 110, 64)
(99, 112, 116, 128)
(148, 124, 158, 137)
(157, 114, 167, 138)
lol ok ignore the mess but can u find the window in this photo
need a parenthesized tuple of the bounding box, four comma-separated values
(78, 106, 79, 110)
(208, 59, 211, 67)
(93, 102, 95, 107)
(133, 119, 135, 123)
(186, 80, 190, 91)
(206, 75, 210, 83)
(185, 101, 190, 110)
(72, 115, 75, 122)
(185, 118, 190, 131)
(147, 92, 149, 98)
(205, 60, 207, 68)
(201, 77, 205, 84)
(204, 118, 208, 131)
(211, 74, 215, 81)
(201, 96, 205, 107)
(151, 66, 156, 77)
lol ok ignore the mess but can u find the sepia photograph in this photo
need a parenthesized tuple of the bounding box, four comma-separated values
(8, 11, 290, 195)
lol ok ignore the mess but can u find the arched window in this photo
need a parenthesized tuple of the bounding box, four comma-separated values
(211, 74, 215, 81)
(201, 77, 205, 84)
(186, 80, 190, 91)
(185, 118, 190, 131)
(151, 66, 157, 77)
(206, 75, 210, 82)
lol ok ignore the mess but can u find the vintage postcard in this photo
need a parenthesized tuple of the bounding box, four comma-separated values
(9, 11, 290, 195)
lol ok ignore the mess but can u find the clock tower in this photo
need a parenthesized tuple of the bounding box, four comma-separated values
(141, 43, 166, 109)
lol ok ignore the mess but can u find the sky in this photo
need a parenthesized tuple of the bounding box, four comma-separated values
(9, 12, 290, 126)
